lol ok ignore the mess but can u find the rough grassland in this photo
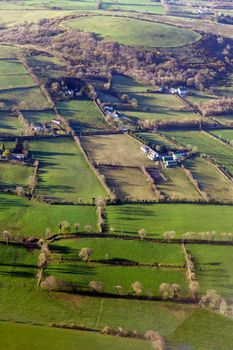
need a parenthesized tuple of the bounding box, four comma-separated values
(30, 138, 107, 202)
(0, 162, 33, 191)
(106, 204, 233, 237)
(119, 93, 199, 122)
(80, 134, 156, 167)
(0, 60, 28, 75)
(99, 165, 157, 201)
(184, 157, 233, 202)
(163, 130, 233, 174)
(66, 16, 200, 48)
(0, 45, 21, 59)
(0, 87, 51, 110)
(158, 167, 202, 201)
(57, 98, 109, 132)
(0, 193, 98, 236)
(168, 309, 233, 350)
(0, 245, 193, 335)
(52, 238, 185, 265)
(0, 322, 152, 350)
(188, 244, 233, 303)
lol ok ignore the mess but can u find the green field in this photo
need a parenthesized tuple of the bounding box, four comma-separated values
(80, 134, 157, 167)
(188, 244, 233, 303)
(57, 98, 109, 133)
(184, 157, 233, 202)
(119, 93, 199, 123)
(158, 167, 202, 201)
(163, 130, 233, 174)
(0, 60, 28, 75)
(0, 111, 22, 135)
(29, 137, 107, 202)
(52, 238, 185, 266)
(66, 16, 200, 48)
(106, 203, 233, 237)
(0, 322, 152, 350)
(99, 165, 157, 201)
(168, 309, 233, 350)
(0, 87, 52, 110)
(0, 59, 35, 89)
(0, 193, 97, 236)
(47, 261, 187, 297)
(23, 110, 57, 124)
(0, 245, 193, 335)
(0, 162, 33, 191)
(27, 54, 66, 82)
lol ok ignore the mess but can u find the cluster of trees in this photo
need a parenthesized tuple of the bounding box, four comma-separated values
(182, 244, 199, 299)
(159, 283, 182, 300)
(199, 97, 233, 117)
(182, 231, 233, 241)
(200, 290, 233, 317)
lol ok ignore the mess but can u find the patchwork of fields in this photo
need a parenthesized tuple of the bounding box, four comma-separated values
(0, 5, 233, 348)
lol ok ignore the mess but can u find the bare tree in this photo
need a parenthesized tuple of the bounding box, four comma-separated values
(138, 228, 147, 240)
(89, 280, 104, 293)
(79, 247, 93, 262)
(74, 223, 81, 233)
(131, 281, 142, 296)
(2, 230, 12, 245)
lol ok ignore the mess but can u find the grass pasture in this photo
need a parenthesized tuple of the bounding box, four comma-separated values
(0, 87, 52, 110)
(0, 322, 152, 350)
(106, 203, 233, 237)
(0, 162, 33, 191)
(111, 74, 152, 93)
(119, 93, 199, 123)
(29, 137, 107, 202)
(66, 16, 200, 48)
(0, 60, 35, 90)
(99, 165, 157, 201)
(188, 244, 233, 303)
(57, 98, 109, 133)
(47, 260, 187, 297)
(23, 110, 57, 124)
(52, 238, 185, 266)
(80, 134, 156, 167)
(27, 54, 66, 82)
(0, 192, 98, 236)
(163, 130, 233, 174)
(158, 167, 202, 201)
(210, 129, 233, 143)
(184, 157, 233, 202)
(0, 111, 22, 135)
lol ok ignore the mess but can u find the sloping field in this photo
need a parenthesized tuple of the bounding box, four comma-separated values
(106, 204, 233, 237)
(0, 60, 35, 90)
(111, 74, 152, 93)
(163, 130, 233, 174)
(66, 16, 200, 48)
(80, 134, 157, 167)
(0, 45, 21, 59)
(0, 193, 97, 236)
(184, 157, 233, 202)
(29, 138, 107, 202)
(136, 132, 180, 150)
(210, 129, 233, 143)
(23, 110, 57, 124)
(99, 165, 157, 201)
